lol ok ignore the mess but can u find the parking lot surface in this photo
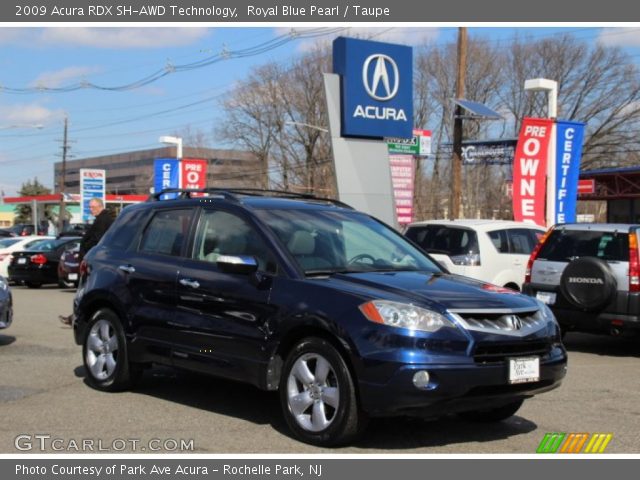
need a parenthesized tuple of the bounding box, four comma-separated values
(1, 286, 639, 453)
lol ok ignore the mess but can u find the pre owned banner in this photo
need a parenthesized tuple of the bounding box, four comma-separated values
(512, 118, 554, 227)
(555, 120, 585, 224)
(181, 158, 208, 189)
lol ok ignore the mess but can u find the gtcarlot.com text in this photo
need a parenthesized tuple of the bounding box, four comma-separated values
(14, 434, 194, 452)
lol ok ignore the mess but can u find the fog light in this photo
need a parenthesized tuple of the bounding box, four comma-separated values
(412, 370, 430, 389)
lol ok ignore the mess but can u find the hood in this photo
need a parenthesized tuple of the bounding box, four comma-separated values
(321, 271, 538, 313)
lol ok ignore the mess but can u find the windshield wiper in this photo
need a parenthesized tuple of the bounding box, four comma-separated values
(304, 269, 357, 277)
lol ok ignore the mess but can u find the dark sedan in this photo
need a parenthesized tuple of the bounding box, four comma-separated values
(58, 244, 81, 288)
(0, 276, 12, 329)
(8, 237, 81, 288)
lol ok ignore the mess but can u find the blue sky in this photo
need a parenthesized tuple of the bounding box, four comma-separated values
(1, 26, 639, 196)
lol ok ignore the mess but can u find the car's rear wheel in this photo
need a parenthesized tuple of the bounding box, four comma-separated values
(83, 308, 141, 392)
(458, 399, 524, 422)
(279, 337, 365, 446)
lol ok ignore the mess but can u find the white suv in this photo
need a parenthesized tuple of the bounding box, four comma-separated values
(404, 220, 545, 290)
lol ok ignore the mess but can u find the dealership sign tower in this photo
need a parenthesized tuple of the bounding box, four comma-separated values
(325, 37, 413, 227)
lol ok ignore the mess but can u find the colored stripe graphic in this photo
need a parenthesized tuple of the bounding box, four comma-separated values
(560, 433, 589, 453)
(584, 434, 613, 453)
(537, 433, 566, 453)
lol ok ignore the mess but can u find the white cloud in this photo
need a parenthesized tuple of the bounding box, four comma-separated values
(598, 28, 640, 47)
(0, 102, 64, 125)
(39, 27, 211, 49)
(30, 66, 102, 89)
(276, 27, 440, 52)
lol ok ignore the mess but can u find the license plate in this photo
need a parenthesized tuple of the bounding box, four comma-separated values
(508, 357, 540, 384)
(17, 258, 26, 264)
(536, 291, 556, 305)
(68, 273, 78, 280)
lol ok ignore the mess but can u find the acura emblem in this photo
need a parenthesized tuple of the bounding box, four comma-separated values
(362, 54, 400, 101)
(504, 315, 523, 330)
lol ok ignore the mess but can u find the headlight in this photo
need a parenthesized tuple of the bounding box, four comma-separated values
(359, 300, 455, 332)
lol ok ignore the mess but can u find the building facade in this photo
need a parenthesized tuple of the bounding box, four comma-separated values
(54, 146, 262, 195)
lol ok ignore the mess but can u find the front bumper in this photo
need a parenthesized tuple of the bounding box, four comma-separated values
(358, 346, 567, 416)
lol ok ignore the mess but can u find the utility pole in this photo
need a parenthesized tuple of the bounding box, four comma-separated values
(57, 116, 70, 233)
(450, 27, 467, 219)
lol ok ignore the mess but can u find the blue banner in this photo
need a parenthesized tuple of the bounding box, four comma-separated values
(154, 158, 180, 199)
(333, 37, 413, 139)
(555, 120, 585, 224)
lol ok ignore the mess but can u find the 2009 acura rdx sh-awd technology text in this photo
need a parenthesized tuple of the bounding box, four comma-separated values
(72, 189, 567, 446)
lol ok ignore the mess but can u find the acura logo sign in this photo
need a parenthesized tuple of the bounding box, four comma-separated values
(362, 54, 399, 101)
(504, 315, 523, 330)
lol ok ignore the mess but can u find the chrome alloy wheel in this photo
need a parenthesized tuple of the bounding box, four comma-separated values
(286, 353, 340, 432)
(85, 319, 119, 380)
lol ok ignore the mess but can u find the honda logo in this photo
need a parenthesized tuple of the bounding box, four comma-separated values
(362, 54, 399, 101)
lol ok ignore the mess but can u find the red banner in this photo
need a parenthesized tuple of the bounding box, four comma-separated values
(389, 155, 415, 225)
(180, 158, 208, 190)
(512, 118, 553, 227)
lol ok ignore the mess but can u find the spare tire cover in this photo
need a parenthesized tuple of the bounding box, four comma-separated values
(560, 256, 617, 310)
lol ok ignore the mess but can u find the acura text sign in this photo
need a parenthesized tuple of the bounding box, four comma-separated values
(333, 37, 413, 139)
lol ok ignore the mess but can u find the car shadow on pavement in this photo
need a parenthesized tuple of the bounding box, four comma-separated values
(0, 334, 16, 347)
(74, 363, 537, 449)
(562, 332, 640, 358)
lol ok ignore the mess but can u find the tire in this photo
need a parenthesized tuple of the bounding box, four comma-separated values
(82, 308, 141, 392)
(279, 337, 366, 447)
(458, 399, 524, 422)
(560, 257, 616, 311)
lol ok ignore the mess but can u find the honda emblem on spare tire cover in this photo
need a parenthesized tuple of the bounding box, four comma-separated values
(560, 257, 617, 310)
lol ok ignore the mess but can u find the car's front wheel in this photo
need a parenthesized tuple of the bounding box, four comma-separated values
(458, 399, 524, 422)
(82, 308, 141, 392)
(280, 337, 365, 446)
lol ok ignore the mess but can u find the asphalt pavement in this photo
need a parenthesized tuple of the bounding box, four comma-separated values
(1, 285, 639, 454)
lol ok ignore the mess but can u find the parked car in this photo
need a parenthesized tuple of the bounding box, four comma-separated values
(7, 237, 81, 288)
(0, 223, 47, 237)
(73, 189, 566, 446)
(58, 223, 90, 238)
(0, 275, 12, 329)
(58, 243, 80, 288)
(0, 236, 54, 280)
(523, 223, 640, 338)
(404, 220, 546, 291)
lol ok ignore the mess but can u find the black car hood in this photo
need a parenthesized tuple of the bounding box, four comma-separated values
(321, 271, 539, 312)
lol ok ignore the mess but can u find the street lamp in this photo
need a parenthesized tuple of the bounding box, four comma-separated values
(524, 78, 558, 227)
(285, 121, 328, 133)
(159, 135, 183, 159)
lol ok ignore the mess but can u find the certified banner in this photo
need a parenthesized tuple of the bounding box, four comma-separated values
(153, 158, 180, 194)
(555, 120, 585, 224)
(512, 118, 554, 227)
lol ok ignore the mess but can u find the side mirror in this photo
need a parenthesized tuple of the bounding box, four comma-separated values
(216, 255, 259, 275)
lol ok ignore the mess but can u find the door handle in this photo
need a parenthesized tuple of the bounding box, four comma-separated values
(118, 265, 136, 274)
(179, 278, 200, 289)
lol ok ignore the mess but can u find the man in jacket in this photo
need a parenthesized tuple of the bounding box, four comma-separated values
(60, 198, 114, 326)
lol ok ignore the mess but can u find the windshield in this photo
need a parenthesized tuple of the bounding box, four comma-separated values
(0, 238, 21, 248)
(32, 238, 79, 252)
(255, 208, 441, 275)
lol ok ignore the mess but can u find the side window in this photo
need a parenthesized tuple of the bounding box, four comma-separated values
(139, 209, 193, 257)
(102, 207, 148, 251)
(192, 210, 276, 273)
(507, 229, 537, 254)
(488, 230, 509, 253)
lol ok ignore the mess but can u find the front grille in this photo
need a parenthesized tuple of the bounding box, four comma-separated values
(454, 309, 544, 333)
(473, 339, 551, 364)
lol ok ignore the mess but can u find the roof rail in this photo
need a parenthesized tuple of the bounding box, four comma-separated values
(147, 188, 353, 209)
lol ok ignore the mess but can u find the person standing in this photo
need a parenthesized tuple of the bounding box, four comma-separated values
(59, 198, 114, 326)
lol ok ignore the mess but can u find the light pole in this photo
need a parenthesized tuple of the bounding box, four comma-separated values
(159, 135, 183, 160)
(524, 78, 558, 227)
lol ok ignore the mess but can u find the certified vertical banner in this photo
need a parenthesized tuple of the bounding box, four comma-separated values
(80, 169, 106, 223)
(154, 158, 180, 193)
(555, 120, 585, 224)
(512, 118, 554, 227)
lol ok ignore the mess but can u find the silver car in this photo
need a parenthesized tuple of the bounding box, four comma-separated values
(523, 223, 639, 338)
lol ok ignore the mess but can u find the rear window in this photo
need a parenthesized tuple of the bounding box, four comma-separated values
(537, 229, 629, 262)
(405, 225, 479, 256)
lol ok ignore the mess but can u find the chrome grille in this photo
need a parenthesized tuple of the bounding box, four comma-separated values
(449, 308, 546, 336)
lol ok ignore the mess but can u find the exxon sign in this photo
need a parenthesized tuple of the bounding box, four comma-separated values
(333, 37, 413, 139)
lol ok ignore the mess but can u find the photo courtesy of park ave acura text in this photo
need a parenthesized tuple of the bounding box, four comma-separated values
(1, 22, 639, 455)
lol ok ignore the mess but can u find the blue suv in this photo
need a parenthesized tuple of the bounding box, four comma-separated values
(73, 189, 567, 446)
